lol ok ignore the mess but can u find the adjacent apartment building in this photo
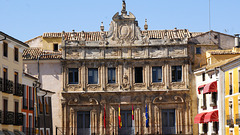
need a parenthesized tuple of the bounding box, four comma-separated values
(0, 31, 29, 134)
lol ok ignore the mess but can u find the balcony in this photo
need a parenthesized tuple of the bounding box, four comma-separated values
(3, 111, 14, 125)
(2, 80, 13, 94)
(29, 100, 34, 110)
(236, 114, 240, 125)
(23, 98, 28, 109)
(226, 115, 234, 128)
(14, 113, 23, 126)
(14, 83, 23, 96)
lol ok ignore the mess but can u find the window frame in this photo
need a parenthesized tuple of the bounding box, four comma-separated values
(68, 68, 79, 84)
(14, 47, 19, 62)
(108, 68, 116, 84)
(171, 65, 182, 82)
(196, 47, 201, 54)
(88, 68, 98, 84)
(53, 43, 58, 51)
(134, 67, 143, 83)
(3, 42, 8, 57)
(152, 66, 162, 83)
(229, 72, 233, 95)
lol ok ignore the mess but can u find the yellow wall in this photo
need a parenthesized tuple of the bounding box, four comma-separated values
(42, 37, 62, 51)
(0, 40, 25, 131)
(225, 66, 240, 135)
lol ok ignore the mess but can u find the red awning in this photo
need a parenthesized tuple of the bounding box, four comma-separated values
(198, 84, 205, 94)
(204, 110, 218, 123)
(194, 112, 207, 123)
(203, 81, 217, 94)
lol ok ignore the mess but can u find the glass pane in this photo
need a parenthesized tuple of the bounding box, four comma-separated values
(85, 114, 90, 128)
(112, 69, 116, 82)
(135, 67, 143, 83)
(69, 71, 73, 83)
(94, 69, 98, 84)
(162, 112, 168, 127)
(157, 67, 162, 81)
(74, 70, 78, 83)
(78, 114, 83, 128)
(108, 69, 111, 82)
(172, 67, 176, 82)
(127, 113, 132, 127)
(121, 112, 125, 127)
(169, 112, 175, 127)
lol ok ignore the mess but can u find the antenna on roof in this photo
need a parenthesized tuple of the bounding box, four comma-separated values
(209, 0, 211, 42)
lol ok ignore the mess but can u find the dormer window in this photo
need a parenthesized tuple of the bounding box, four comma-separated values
(53, 43, 58, 51)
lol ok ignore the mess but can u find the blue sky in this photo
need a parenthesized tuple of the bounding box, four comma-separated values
(1, 0, 240, 42)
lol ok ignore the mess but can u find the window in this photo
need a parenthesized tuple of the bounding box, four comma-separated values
(45, 97, 49, 114)
(202, 73, 205, 81)
(196, 47, 201, 54)
(135, 67, 143, 83)
(22, 85, 27, 109)
(29, 87, 33, 109)
(15, 101, 19, 124)
(229, 73, 233, 95)
(203, 123, 208, 133)
(22, 114, 26, 133)
(152, 66, 162, 83)
(211, 92, 217, 106)
(14, 47, 18, 61)
(29, 115, 33, 135)
(213, 122, 219, 134)
(88, 68, 98, 84)
(39, 96, 43, 114)
(3, 68, 7, 91)
(53, 43, 58, 51)
(14, 72, 18, 95)
(3, 42, 8, 57)
(172, 66, 182, 82)
(202, 94, 207, 110)
(3, 99, 8, 124)
(68, 68, 78, 84)
(108, 68, 116, 83)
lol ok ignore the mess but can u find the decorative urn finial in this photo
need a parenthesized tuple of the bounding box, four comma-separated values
(100, 22, 104, 31)
(144, 19, 148, 30)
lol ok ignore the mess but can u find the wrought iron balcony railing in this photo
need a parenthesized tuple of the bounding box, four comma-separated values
(3, 111, 14, 125)
(14, 83, 23, 96)
(236, 113, 240, 125)
(14, 113, 23, 126)
(2, 80, 13, 94)
(226, 115, 234, 128)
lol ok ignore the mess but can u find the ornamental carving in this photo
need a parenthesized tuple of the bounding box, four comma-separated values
(122, 74, 130, 90)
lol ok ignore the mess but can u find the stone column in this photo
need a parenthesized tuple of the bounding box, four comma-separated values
(82, 63, 86, 91)
(91, 110, 97, 134)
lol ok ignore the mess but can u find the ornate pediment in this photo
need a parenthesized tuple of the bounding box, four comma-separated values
(102, 1, 147, 45)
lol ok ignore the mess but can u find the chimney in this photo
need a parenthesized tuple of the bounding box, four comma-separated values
(234, 34, 239, 48)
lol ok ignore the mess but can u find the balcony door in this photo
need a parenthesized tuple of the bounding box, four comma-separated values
(118, 110, 133, 135)
(77, 111, 90, 135)
(162, 109, 175, 134)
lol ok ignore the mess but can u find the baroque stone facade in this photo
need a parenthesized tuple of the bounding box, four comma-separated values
(61, 1, 193, 135)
